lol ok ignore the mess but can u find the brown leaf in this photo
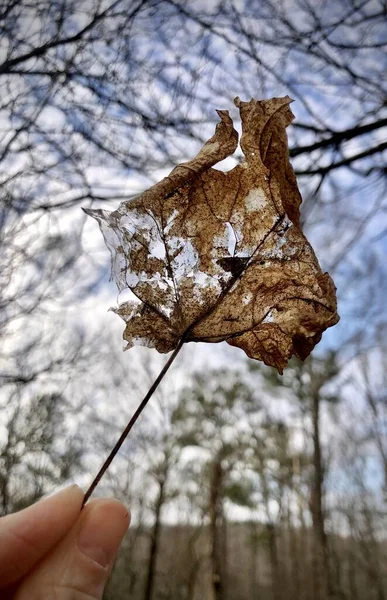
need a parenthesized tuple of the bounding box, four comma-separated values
(85, 97, 339, 373)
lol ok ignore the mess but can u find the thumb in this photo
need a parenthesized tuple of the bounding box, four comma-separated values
(15, 498, 130, 600)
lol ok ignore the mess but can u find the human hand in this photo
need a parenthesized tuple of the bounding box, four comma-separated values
(0, 485, 130, 599)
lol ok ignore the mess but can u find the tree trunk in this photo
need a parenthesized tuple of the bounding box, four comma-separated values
(293, 455, 309, 600)
(144, 468, 168, 600)
(250, 523, 260, 600)
(0, 472, 10, 516)
(360, 508, 386, 600)
(288, 520, 301, 600)
(267, 523, 281, 600)
(347, 531, 358, 600)
(209, 458, 224, 600)
(221, 517, 228, 600)
(310, 389, 330, 600)
(187, 523, 203, 600)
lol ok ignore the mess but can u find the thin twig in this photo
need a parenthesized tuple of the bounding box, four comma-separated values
(82, 337, 185, 506)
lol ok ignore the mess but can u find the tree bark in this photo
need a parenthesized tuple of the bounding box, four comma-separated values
(209, 458, 225, 600)
(347, 527, 358, 600)
(288, 520, 301, 600)
(292, 455, 310, 600)
(250, 522, 260, 600)
(187, 522, 204, 600)
(144, 467, 168, 600)
(267, 523, 281, 600)
(310, 389, 330, 600)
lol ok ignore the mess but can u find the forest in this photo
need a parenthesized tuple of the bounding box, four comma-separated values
(1, 1, 387, 599)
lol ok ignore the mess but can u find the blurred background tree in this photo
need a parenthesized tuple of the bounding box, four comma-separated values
(1, 0, 386, 598)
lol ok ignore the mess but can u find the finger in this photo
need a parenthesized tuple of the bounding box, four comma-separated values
(0, 485, 83, 587)
(15, 497, 130, 600)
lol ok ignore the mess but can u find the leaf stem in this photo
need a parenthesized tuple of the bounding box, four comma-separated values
(82, 337, 185, 506)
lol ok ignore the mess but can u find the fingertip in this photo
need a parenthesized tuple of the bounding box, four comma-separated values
(11, 497, 131, 598)
(84, 497, 130, 518)
(40, 484, 84, 506)
(77, 498, 130, 568)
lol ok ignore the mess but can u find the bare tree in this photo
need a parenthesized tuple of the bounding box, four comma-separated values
(1, 3, 387, 599)
(174, 369, 260, 600)
(0, 390, 83, 515)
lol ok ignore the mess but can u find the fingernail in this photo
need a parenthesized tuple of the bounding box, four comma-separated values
(39, 484, 83, 503)
(77, 500, 130, 568)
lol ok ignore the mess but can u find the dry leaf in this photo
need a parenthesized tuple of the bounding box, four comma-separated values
(85, 96, 339, 373)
